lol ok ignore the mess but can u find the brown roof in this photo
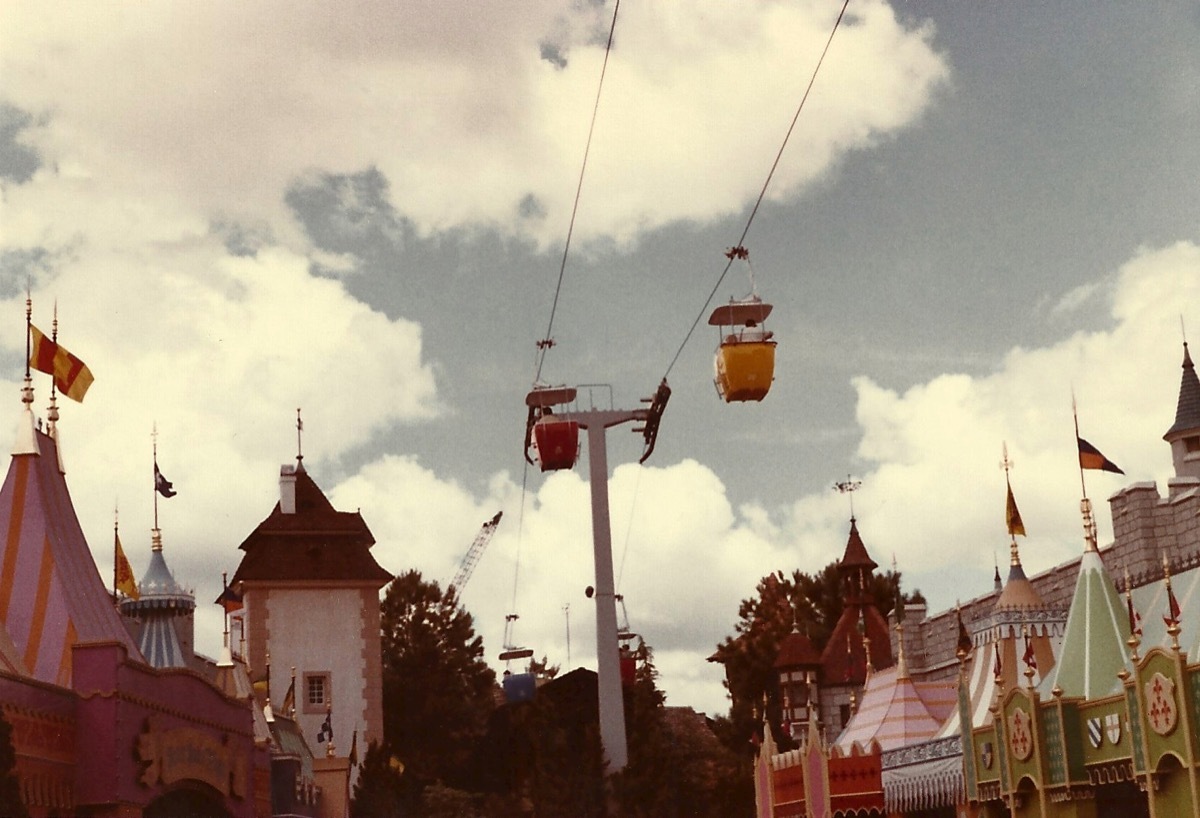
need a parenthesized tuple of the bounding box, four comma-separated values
(819, 602, 894, 686)
(838, 518, 878, 572)
(774, 629, 822, 669)
(231, 465, 392, 586)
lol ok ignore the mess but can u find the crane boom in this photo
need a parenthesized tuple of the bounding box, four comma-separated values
(448, 511, 502, 594)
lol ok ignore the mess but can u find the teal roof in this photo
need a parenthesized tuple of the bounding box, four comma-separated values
(1039, 550, 1131, 699)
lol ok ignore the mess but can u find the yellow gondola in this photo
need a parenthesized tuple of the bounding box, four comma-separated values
(709, 296, 776, 402)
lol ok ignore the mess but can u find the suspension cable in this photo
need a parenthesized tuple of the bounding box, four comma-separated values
(662, 0, 851, 379)
(534, 0, 622, 385)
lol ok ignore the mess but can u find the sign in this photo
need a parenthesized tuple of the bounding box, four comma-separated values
(137, 721, 246, 798)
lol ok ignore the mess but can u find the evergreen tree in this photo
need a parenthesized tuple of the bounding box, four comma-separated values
(0, 711, 27, 818)
(351, 742, 410, 818)
(379, 570, 497, 798)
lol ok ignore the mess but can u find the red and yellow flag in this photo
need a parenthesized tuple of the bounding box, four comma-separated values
(29, 325, 94, 402)
(115, 532, 139, 600)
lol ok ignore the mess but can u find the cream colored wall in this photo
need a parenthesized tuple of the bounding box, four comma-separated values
(265, 585, 372, 758)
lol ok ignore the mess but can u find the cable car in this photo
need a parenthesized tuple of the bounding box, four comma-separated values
(616, 594, 639, 688)
(524, 385, 580, 471)
(500, 614, 537, 704)
(709, 296, 775, 402)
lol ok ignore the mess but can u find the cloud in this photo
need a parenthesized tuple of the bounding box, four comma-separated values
(319, 242, 1198, 716)
(1, 0, 948, 247)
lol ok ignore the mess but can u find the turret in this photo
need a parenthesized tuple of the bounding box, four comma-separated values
(1164, 342, 1200, 491)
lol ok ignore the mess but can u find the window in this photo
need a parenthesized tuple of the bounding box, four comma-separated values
(303, 672, 331, 714)
(1184, 436, 1200, 454)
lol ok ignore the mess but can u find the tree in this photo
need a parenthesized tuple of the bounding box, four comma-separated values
(0, 710, 26, 818)
(351, 742, 410, 818)
(710, 561, 922, 754)
(611, 642, 749, 818)
(380, 570, 497, 796)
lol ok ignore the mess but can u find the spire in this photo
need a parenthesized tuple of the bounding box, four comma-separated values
(1164, 341, 1200, 439)
(296, 407, 305, 471)
(1164, 340, 1200, 484)
(14, 294, 38, 456)
(1037, 546, 1131, 699)
(1001, 445, 1025, 569)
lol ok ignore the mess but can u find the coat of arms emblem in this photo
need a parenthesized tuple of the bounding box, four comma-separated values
(980, 741, 994, 769)
(1104, 712, 1122, 745)
(1146, 672, 1178, 736)
(1086, 717, 1103, 748)
(1009, 707, 1034, 761)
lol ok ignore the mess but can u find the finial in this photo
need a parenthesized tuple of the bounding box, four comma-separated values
(1002, 443, 1028, 565)
(1124, 565, 1141, 662)
(1080, 498, 1098, 552)
(1163, 552, 1182, 648)
(834, 475, 862, 519)
(296, 408, 304, 465)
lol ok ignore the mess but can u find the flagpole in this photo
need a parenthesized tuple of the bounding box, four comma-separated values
(24, 292, 31, 381)
(113, 505, 119, 605)
(1071, 394, 1100, 552)
(152, 424, 159, 532)
(1072, 391, 1088, 501)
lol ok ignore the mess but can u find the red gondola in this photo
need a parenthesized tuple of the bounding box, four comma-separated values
(525, 386, 580, 471)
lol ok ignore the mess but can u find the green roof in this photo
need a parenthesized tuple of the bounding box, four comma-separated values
(1039, 550, 1131, 699)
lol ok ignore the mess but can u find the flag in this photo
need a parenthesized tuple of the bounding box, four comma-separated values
(1127, 594, 1143, 637)
(316, 710, 333, 744)
(281, 677, 295, 716)
(215, 584, 243, 614)
(349, 729, 358, 766)
(1005, 481, 1026, 537)
(29, 324, 94, 402)
(956, 607, 972, 656)
(115, 532, 139, 600)
(1165, 584, 1182, 628)
(1077, 437, 1124, 474)
(154, 462, 177, 497)
(1022, 633, 1037, 671)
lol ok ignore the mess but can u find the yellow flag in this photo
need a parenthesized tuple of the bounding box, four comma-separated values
(115, 532, 139, 599)
(1005, 481, 1026, 538)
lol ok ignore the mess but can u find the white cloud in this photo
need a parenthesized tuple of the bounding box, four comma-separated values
(1, 0, 948, 246)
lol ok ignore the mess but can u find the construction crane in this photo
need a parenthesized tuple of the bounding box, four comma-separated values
(448, 511, 502, 595)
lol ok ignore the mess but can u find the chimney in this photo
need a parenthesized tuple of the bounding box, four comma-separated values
(280, 464, 297, 514)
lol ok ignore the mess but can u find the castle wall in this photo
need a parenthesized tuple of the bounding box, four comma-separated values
(903, 480, 1200, 683)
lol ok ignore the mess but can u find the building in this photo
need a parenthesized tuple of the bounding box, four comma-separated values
(754, 341, 1200, 817)
(230, 453, 391, 801)
(0, 351, 382, 816)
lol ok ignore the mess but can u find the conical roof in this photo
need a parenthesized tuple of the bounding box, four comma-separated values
(839, 518, 878, 572)
(835, 664, 955, 752)
(1038, 550, 1131, 699)
(774, 628, 822, 669)
(1165, 342, 1200, 439)
(995, 562, 1044, 611)
(0, 427, 142, 684)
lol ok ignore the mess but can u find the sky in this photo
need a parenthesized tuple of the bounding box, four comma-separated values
(1, 1, 1198, 718)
